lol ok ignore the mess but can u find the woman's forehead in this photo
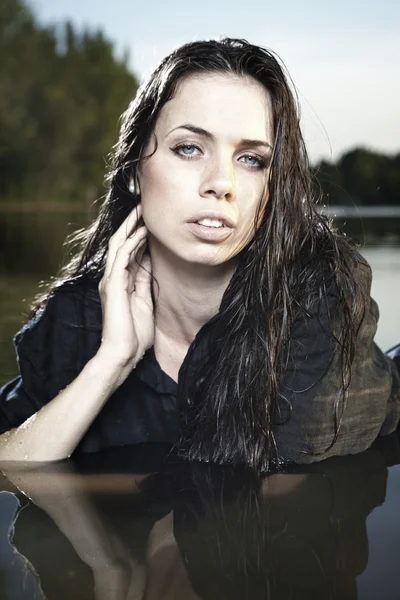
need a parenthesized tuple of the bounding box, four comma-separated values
(155, 73, 274, 141)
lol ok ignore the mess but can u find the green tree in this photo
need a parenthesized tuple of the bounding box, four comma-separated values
(313, 148, 400, 207)
(0, 0, 138, 206)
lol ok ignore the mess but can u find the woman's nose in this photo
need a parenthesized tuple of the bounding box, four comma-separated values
(200, 154, 236, 201)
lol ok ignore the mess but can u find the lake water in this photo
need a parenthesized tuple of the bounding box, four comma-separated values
(361, 246, 400, 351)
(0, 436, 400, 600)
(0, 211, 399, 599)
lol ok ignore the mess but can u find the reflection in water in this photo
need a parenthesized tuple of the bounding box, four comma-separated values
(0, 434, 399, 600)
(166, 452, 387, 600)
(0, 491, 45, 600)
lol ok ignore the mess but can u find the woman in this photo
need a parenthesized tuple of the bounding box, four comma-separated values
(0, 38, 399, 470)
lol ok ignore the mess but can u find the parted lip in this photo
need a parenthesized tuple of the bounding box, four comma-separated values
(187, 210, 236, 228)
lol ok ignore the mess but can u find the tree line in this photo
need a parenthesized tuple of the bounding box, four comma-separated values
(313, 150, 400, 207)
(0, 0, 138, 206)
(1, 0, 399, 208)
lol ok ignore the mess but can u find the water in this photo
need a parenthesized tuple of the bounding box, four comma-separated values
(0, 210, 399, 598)
(0, 436, 399, 599)
(361, 246, 400, 351)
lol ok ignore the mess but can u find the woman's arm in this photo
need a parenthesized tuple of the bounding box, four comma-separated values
(275, 258, 400, 463)
(0, 349, 132, 461)
(0, 204, 154, 462)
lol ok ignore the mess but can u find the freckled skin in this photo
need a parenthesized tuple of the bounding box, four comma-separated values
(138, 73, 274, 269)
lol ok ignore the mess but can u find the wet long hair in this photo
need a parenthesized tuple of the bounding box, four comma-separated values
(30, 38, 369, 471)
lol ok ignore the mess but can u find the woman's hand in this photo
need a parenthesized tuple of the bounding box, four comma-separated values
(98, 203, 155, 372)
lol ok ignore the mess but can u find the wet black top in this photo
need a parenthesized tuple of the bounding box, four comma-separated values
(1, 269, 399, 464)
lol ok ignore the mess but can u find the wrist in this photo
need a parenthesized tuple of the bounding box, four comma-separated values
(96, 343, 137, 370)
(89, 347, 137, 390)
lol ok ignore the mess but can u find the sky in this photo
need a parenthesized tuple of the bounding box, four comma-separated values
(31, 0, 400, 162)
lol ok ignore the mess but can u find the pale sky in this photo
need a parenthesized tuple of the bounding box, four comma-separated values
(31, 0, 400, 162)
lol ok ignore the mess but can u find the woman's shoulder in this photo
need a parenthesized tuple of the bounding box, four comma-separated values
(0, 275, 103, 431)
(14, 274, 102, 370)
(303, 239, 373, 305)
(37, 273, 101, 317)
(16, 274, 102, 343)
(11, 274, 103, 404)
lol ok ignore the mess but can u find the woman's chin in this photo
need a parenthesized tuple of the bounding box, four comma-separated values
(181, 247, 237, 268)
(149, 235, 239, 269)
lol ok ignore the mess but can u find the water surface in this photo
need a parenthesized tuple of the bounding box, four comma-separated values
(0, 435, 399, 599)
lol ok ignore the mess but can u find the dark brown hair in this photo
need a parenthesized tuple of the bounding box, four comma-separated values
(31, 38, 368, 471)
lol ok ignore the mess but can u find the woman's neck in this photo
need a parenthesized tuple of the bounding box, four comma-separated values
(150, 243, 236, 348)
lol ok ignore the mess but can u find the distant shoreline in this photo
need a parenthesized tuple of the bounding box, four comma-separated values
(319, 206, 400, 218)
(0, 202, 95, 214)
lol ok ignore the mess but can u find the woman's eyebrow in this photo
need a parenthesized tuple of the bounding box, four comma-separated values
(167, 123, 273, 151)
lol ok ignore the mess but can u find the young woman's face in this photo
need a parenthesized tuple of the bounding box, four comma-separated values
(139, 73, 274, 267)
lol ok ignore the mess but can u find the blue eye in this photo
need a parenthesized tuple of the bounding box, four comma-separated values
(241, 154, 265, 168)
(172, 143, 201, 158)
(171, 144, 266, 169)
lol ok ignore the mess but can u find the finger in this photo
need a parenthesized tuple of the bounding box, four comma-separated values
(104, 225, 147, 282)
(106, 228, 148, 287)
(115, 203, 143, 243)
(107, 204, 143, 256)
(134, 253, 152, 298)
(126, 239, 148, 292)
(101, 232, 147, 294)
(104, 204, 144, 279)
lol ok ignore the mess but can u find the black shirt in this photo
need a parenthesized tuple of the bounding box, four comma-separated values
(1, 270, 399, 464)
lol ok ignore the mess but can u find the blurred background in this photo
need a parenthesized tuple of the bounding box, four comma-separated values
(0, 0, 399, 384)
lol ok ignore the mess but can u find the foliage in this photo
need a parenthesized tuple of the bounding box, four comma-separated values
(313, 148, 400, 206)
(0, 0, 138, 205)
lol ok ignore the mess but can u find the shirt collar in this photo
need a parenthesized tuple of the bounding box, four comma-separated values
(135, 312, 221, 396)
